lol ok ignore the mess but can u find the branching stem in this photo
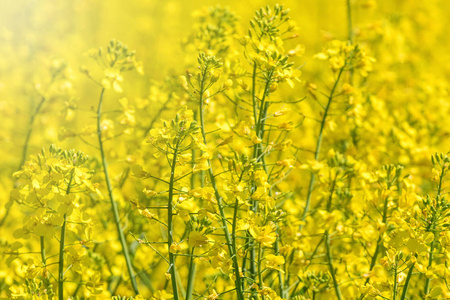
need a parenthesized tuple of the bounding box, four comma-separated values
(97, 88, 139, 294)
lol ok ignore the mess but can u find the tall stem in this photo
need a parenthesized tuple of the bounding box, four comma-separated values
(346, 0, 354, 45)
(19, 95, 46, 171)
(251, 62, 258, 122)
(185, 247, 197, 300)
(325, 231, 343, 300)
(258, 244, 265, 300)
(168, 138, 180, 300)
(186, 118, 198, 300)
(97, 88, 139, 294)
(400, 263, 415, 300)
(301, 66, 346, 224)
(392, 264, 398, 300)
(274, 226, 285, 297)
(365, 195, 390, 284)
(58, 214, 68, 300)
(58, 170, 74, 300)
(40, 236, 47, 271)
(424, 169, 444, 295)
(198, 70, 244, 300)
(0, 95, 47, 227)
(423, 238, 435, 295)
(232, 198, 243, 293)
(248, 71, 272, 288)
(324, 172, 343, 300)
(346, 0, 354, 84)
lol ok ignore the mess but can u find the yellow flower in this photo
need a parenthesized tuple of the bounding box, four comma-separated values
(152, 290, 174, 300)
(249, 225, 277, 247)
(188, 231, 209, 247)
(170, 242, 182, 252)
(265, 254, 285, 272)
(102, 68, 123, 93)
(178, 75, 189, 90)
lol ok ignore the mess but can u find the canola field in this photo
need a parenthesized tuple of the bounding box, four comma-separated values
(0, 0, 450, 299)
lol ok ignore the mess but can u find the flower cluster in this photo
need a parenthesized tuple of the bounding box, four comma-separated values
(1, 1, 449, 300)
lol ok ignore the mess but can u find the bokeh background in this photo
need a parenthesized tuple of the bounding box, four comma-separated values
(1, 0, 450, 298)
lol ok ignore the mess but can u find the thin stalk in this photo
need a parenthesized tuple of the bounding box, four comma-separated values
(249, 72, 273, 289)
(326, 172, 339, 211)
(393, 264, 398, 300)
(358, 186, 396, 300)
(253, 72, 273, 162)
(198, 68, 244, 300)
(400, 263, 415, 300)
(168, 137, 181, 300)
(187, 133, 198, 300)
(423, 240, 434, 295)
(274, 226, 285, 298)
(191, 111, 198, 190)
(40, 236, 47, 269)
(58, 213, 68, 300)
(112, 276, 123, 296)
(325, 232, 343, 300)
(144, 93, 172, 137)
(347, 0, 354, 85)
(346, 0, 354, 45)
(424, 169, 445, 295)
(0, 95, 47, 227)
(365, 195, 390, 284)
(58, 170, 74, 300)
(301, 66, 346, 225)
(232, 198, 243, 292)
(19, 95, 46, 170)
(258, 244, 265, 300)
(176, 269, 186, 299)
(244, 62, 260, 291)
(324, 173, 343, 300)
(96, 88, 139, 294)
(72, 282, 82, 298)
(251, 62, 258, 122)
(186, 247, 197, 300)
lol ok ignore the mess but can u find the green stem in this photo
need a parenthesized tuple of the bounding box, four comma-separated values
(186, 247, 197, 300)
(393, 264, 398, 300)
(400, 263, 415, 300)
(274, 226, 285, 298)
(72, 282, 82, 298)
(144, 93, 173, 137)
(0, 95, 47, 227)
(326, 172, 339, 211)
(249, 72, 273, 289)
(40, 236, 47, 269)
(346, 0, 353, 44)
(232, 198, 243, 292)
(251, 62, 258, 123)
(423, 241, 434, 295)
(252, 72, 273, 165)
(58, 170, 74, 300)
(346, 0, 355, 85)
(258, 244, 265, 300)
(325, 231, 343, 300)
(97, 88, 139, 294)
(244, 62, 259, 292)
(424, 169, 444, 295)
(365, 195, 390, 284)
(58, 213, 67, 300)
(168, 138, 180, 300)
(198, 69, 244, 300)
(19, 95, 46, 170)
(301, 66, 346, 225)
